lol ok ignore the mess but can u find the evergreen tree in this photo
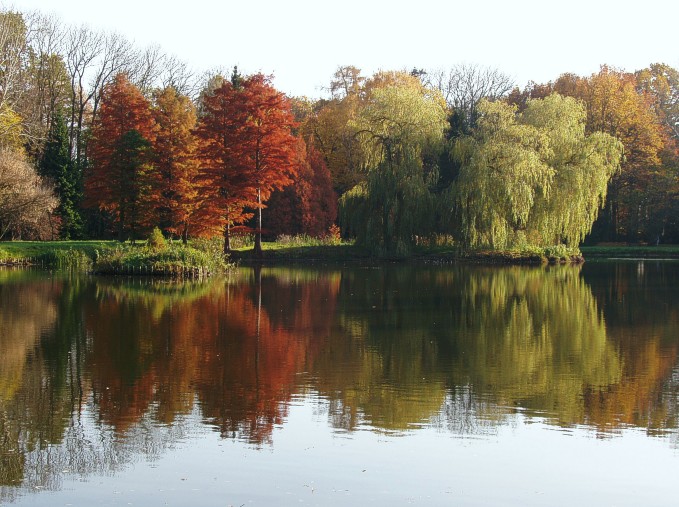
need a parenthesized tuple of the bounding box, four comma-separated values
(39, 109, 83, 239)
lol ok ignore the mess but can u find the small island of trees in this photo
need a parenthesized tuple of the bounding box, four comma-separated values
(1, 7, 678, 268)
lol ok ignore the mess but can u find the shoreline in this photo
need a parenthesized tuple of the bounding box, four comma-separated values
(4, 241, 679, 273)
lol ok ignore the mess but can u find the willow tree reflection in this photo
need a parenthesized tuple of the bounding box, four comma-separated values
(315, 266, 623, 432)
(442, 266, 622, 427)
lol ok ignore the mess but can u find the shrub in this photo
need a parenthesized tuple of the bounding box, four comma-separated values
(147, 227, 167, 251)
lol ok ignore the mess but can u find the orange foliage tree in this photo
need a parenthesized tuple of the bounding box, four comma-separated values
(85, 73, 157, 241)
(152, 86, 200, 243)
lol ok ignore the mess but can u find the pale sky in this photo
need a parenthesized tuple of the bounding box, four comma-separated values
(11, 0, 679, 98)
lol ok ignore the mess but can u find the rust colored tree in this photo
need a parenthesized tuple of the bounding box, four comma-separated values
(194, 76, 254, 251)
(85, 73, 157, 241)
(233, 74, 299, 254)
(264, 139, 337, 238)
(195, 73, 298, 254)
(152, 86, 199, 243)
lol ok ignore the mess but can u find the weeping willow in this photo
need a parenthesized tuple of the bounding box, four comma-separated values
(340, 156, 439, 256)
(339, 81, 448, 255)
(452, 94, 623, 251)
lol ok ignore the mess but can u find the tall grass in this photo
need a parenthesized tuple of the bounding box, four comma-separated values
(93, 242, 229, 278)
(37, 248, 93, 270)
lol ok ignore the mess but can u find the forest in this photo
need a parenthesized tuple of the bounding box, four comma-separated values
(1, 7, 678, 256)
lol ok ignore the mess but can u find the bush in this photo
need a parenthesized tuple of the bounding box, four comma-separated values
(543, 244, 580, 262)
(147, 227, 167, 251)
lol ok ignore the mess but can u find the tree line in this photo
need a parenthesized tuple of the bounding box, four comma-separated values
(1, 7, 678, 253)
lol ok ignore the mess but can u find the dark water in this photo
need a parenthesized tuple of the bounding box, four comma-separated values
(1, 261, 679, 506)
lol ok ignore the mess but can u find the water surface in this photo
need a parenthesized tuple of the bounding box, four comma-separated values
(1, 261, 678, 505)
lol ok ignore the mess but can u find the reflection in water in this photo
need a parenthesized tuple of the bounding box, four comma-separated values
(1, 262, 679, 501)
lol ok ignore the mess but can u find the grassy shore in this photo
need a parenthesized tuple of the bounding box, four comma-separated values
(0, 239, 228, 277)
(581, 245, 679, 258)
(0, 240, 115, 268)
(231, 240, 579, 265)
(5, 239, 673, 271)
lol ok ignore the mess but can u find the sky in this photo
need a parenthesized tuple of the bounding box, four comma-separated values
(10, 0, 679, 98)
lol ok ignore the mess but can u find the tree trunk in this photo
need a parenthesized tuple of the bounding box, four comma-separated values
(117, 210, 125, 242)
(182, 223, 188, 245)
(254, 187, 263, 256)
(223, 222, 231, 254)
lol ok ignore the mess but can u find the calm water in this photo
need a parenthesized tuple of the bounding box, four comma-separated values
(1, 261, 679, 506)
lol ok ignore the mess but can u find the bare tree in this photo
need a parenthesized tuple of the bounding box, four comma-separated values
(88, 31, 137, 122)
(0, 9, 31, 112)
(64, 24, 104, 164)
(426, 64, 515, 128)
(20, 12, 70, 153)
(0, 148, 58, 239)
(64, 27, 137, 166)
(128, 44, 166, 97)
(161, 55, 198, 98)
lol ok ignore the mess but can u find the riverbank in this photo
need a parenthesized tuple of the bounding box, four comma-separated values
(580, 245, 679, 258)
(229, 242, 581, 265)
(0, 240, 228, 277)
(7, 240, 671, 272)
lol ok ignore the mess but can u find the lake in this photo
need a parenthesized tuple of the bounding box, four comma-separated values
(1, 260, 679, 506)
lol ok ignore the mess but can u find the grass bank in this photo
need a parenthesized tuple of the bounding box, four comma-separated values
(581, 245, 679, 258)
(0, 238, 229, 277)
(93, 242, 227, 278)
(0, 240, 115, 268)
(231, 238, 581, 265)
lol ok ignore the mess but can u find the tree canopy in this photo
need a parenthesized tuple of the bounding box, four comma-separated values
(452, 94, 623, 250)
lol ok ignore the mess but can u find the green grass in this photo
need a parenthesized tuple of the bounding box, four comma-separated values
(231, 240, 371, 262)
(93, 242, 228, 278)
(6, 239, 671, 270)
(0, 240, 116, 267)
(231, 238, 581, 264)
(581, 245, 679, 258)
(0, 239, 229, 276)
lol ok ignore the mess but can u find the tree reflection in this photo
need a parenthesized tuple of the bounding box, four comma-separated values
(192, 266, 339, 443)
(2, 262, 679, 501)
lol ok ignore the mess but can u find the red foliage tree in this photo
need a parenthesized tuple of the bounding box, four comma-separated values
(194, 79, 255, 251)
(195, 73, 298, 253)
(237, 75, 298, 254)
(85, 73, 157, 240)
(264, 139, 337, 238)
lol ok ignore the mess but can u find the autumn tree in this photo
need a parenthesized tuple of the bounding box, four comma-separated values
(194, 74, 254, 252)
(85, 73, 157, 241)
(305, 66, 369, 195)
(195, 72, 298, 254)
(340, 76, 448, 255)
(152, 86, 199, 242)
(0, 148, 58, 239)
(263, 139, 337, 238)
(238, 75, 298, 254)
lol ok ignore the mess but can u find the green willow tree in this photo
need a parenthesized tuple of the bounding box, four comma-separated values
(452, 94, 623, 251)
(339, 78, 448, 255)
